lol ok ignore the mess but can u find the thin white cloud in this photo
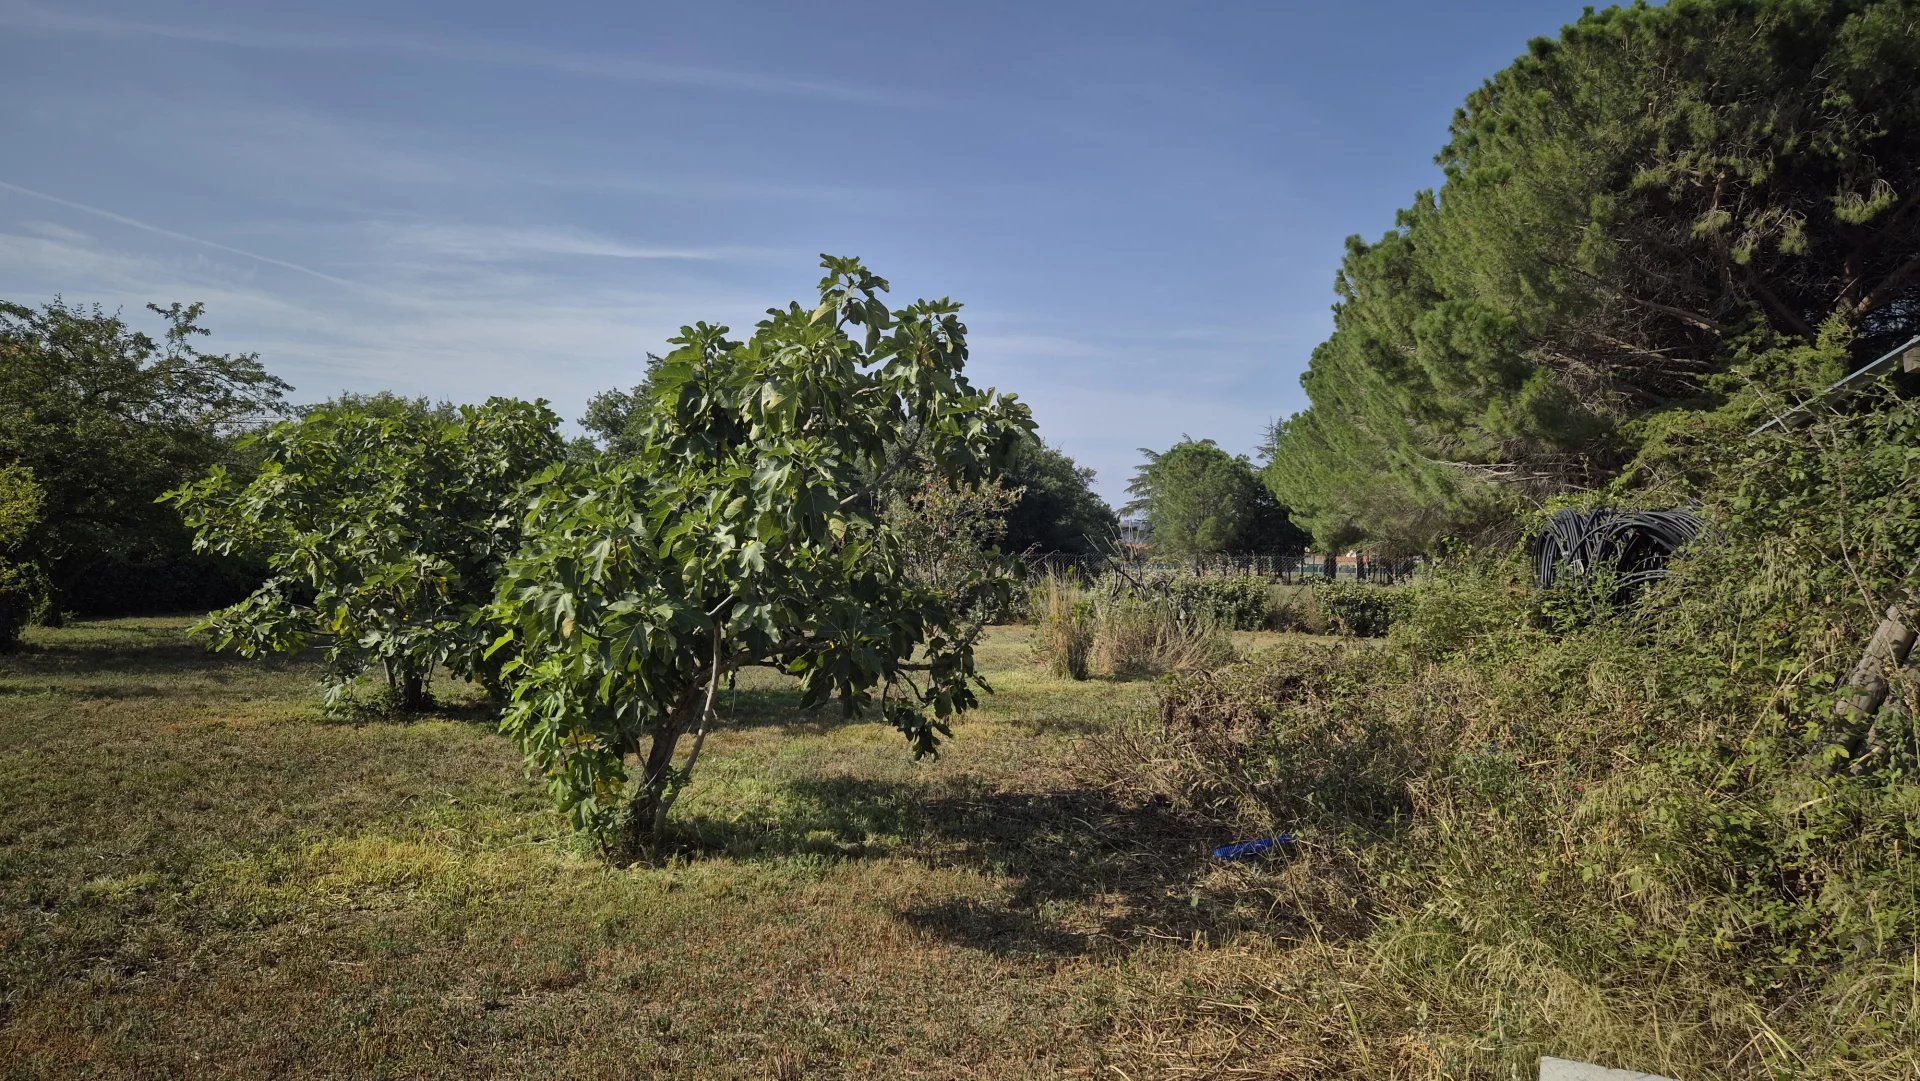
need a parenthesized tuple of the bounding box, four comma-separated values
(3, 1, 888, 104)
(23, 93, 906, 215)
(0, 225, 767, 411)
(19, 219, 91, 245)
(0, 179, 363, 290)
(370, 222, 780, 264)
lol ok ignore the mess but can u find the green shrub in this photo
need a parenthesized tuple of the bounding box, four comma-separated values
(1144, 572, 1277, 630)
(1311, 581, 1411, 637)
(0, 464, 45, 651)
(1036, 570, 1413, 638)
(1384, 555, 1531, 661)
(167, 397, 564, 714)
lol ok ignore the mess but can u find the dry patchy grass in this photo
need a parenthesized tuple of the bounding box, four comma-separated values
(0, 618, 1316, 1079)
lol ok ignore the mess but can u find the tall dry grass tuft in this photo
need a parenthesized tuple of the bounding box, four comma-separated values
(1089, 591, 1235, 678)
(1034, 574, 1091, 679)
(1032, 573, 1234, 680)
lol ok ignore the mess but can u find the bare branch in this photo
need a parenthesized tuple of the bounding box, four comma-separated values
(1853, 250, 1920, 319)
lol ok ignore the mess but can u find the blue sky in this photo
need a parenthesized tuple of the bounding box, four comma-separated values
(0, 0, 1580, 507)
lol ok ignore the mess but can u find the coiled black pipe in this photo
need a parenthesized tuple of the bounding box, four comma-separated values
(1532, 508, 1703, 599)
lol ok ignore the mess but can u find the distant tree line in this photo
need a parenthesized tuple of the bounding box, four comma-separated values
(0, 311, 1128, 660)
(0, 300, 288, 626)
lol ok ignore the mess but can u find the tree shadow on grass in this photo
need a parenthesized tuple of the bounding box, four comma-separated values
(724, 686, 835, 731)
(0, 632, 307, 682)
(406, 697, 505, 728)
(676, 774, 1323, 959)
(714, 685, 906, 736)
(717, 678, 1123, 740)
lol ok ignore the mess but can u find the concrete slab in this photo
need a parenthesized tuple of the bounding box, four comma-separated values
(1539, 1057, 1678, 1081)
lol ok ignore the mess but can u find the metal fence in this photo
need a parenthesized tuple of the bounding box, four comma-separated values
(1020, 551, 1420, 584)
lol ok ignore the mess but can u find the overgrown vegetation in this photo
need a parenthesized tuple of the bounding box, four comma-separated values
(1035, 567, 1409, 640)
(1311, 580, 1413, 637)
(1115, 392, 1920, 1077)
(1030, 574, 1236, 680)
(1124, 570, 1278, 630)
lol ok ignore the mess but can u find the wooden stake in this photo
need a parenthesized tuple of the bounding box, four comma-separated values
(1818, 605, 1915, 772)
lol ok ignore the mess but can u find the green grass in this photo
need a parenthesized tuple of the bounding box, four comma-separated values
(0, 618, 1302, 1078)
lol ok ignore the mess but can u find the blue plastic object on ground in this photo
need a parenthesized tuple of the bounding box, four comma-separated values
(1212, 834, 1293, 860)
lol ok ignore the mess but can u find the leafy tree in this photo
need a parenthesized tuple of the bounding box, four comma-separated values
(0, 465, 46, 650)
(167, 397, 563, 714)
(296, 390, 459, 422)
(589, 375, 1112, 555)
(577, 353, 669, 456)
(1267, 0, 1920, 547)
(1128, 439, 1307, 557)
(490, 257, 1032, 856)
(887, 476, 1021, 624)
(999, 437, 1117, 555)
(0, 299, 289, 614)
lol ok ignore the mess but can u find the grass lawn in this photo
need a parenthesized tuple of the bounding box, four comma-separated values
(0, 617, 1308, 1079)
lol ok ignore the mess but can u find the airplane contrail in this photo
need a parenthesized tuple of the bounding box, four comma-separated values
(0, 178, 362, 290)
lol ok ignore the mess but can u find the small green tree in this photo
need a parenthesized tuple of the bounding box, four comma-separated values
(490, 257, 1032, 857)
(577, 353, 669, 457)
(0, 464, 46, 650)
(167, 397, 563, 713)
(1128, 438, 1306, 557)
(886, 474, 1022, 626)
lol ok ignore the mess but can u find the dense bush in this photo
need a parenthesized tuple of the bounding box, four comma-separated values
(1114, 393, 1920, 1077)
(1310, 580, 1413, 637)
(0, 464, 46, 650)
(1036, 569, 1414, 637)
(1158, 641, 1417, 826)
(887, 474, 1021, 630)
(1132, 571, 1277, 631)
(168, 397, 563, 714)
